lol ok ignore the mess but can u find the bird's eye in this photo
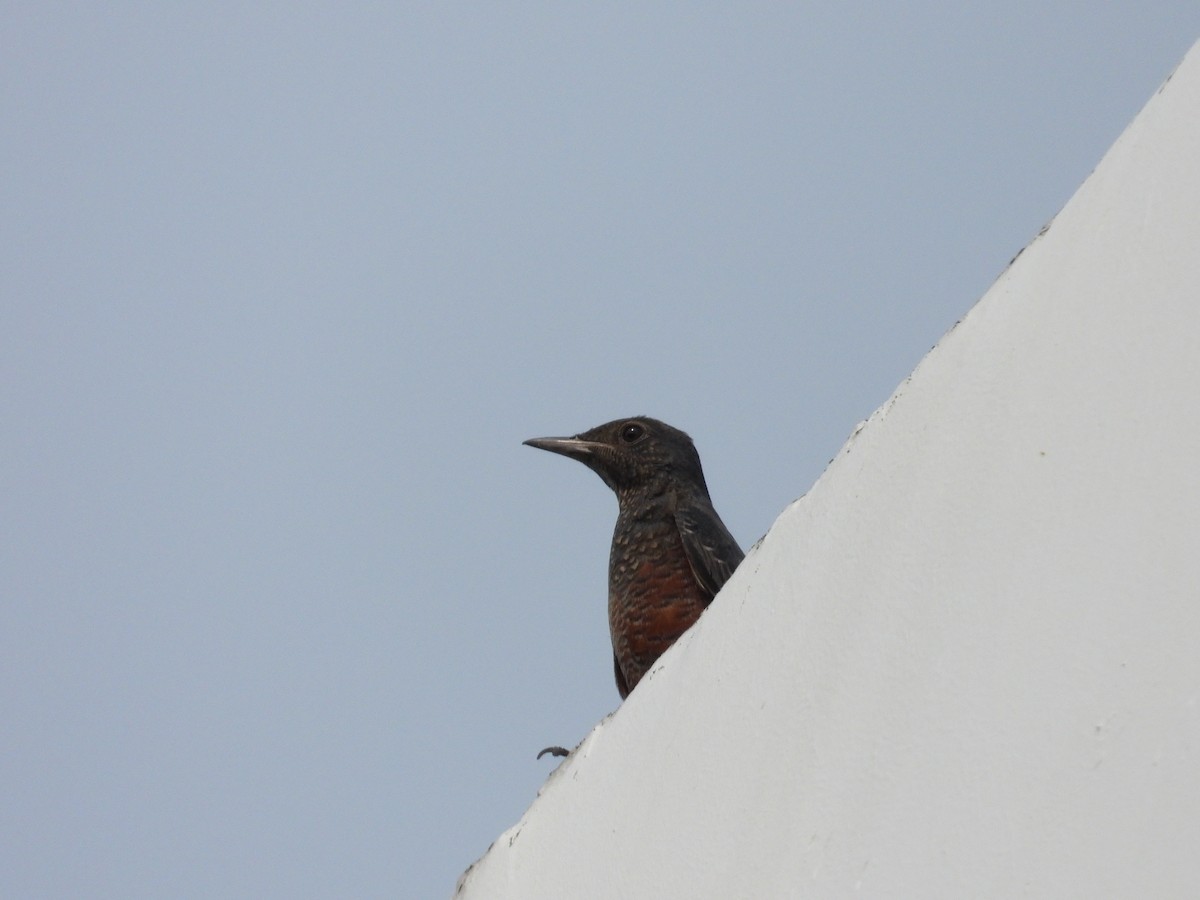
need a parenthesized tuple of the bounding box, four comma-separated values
(619, 422, 645, 443)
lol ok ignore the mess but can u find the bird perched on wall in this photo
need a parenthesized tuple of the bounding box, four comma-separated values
(524, 417, 744, 704)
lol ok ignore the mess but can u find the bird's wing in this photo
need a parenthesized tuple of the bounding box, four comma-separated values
(674, 498, 745, 601)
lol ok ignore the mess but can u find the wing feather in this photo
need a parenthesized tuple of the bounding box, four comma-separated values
(674, 498, 744, 601)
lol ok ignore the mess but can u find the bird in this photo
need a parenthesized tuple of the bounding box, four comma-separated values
(524, 417, 744, 702)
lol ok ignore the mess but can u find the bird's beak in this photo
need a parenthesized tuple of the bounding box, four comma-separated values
(523, 436, 603, 462)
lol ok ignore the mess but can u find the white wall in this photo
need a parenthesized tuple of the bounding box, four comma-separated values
(457, 39, 1200, 899)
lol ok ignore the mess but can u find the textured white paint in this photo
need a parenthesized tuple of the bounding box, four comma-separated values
(456, 40, 1200, 899)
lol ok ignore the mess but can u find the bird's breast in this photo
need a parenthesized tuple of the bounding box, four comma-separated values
(608, 513, 709, 689)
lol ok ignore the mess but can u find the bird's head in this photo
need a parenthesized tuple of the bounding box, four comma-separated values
(524, 416, 707, 497)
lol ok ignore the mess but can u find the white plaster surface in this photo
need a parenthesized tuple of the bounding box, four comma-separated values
(457, 39, 1200, 899)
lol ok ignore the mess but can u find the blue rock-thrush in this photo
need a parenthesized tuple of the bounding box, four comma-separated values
(524, 417, 744, 702)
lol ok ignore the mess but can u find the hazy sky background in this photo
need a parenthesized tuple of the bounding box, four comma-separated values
(4, 6, 1198, 898)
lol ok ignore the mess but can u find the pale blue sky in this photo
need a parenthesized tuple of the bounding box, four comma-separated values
(3, 6, 1197, 897)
